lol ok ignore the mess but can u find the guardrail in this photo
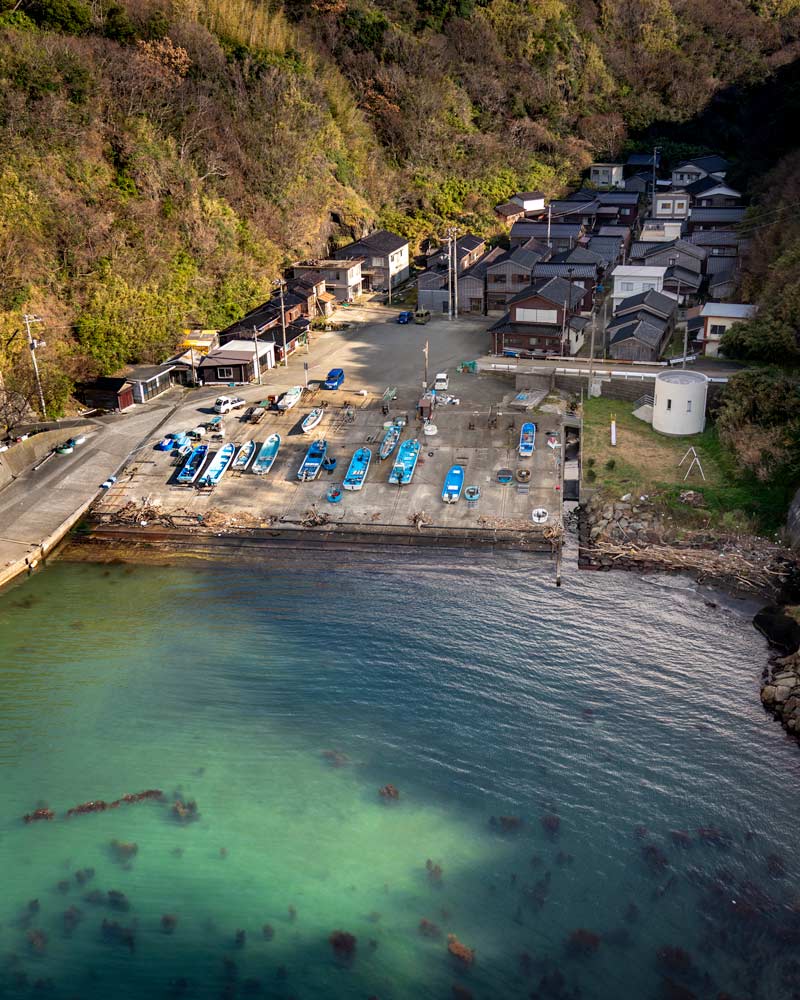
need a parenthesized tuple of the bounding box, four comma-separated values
(484, 363, 728, 383)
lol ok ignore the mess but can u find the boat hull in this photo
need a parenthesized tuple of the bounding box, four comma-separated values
(176, 444, 209, 485)
(297, 439, 328, 481)
(343, 448, 372, 491)
(441, 465, 465, 503)
(379, 425, 401, 461)
(388, 439, 420, 485)
(278, 386, 303, 410)
(252, 435, 281, 475)
(197, 443, 236, 487)
(519, 421, 536, 457)
(232, 440, 256, 471)
(301, 408, 324, 433)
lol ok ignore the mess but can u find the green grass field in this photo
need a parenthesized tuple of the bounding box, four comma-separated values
(582, 398, 786, 534)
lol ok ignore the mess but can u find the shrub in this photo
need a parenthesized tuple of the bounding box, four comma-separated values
(586, 468, 597, 482)
(24, 0, 92, 34)
(605, 459, 616, 470)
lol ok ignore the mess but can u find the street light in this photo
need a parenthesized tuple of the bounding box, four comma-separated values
(23, 315, 47, 419)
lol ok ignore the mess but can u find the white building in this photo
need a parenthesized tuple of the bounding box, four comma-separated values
(699, 302, 757, 357)
(610, 265, 667, 309)
(653, 192, 690, 219)
(640, 219, 684, 243)
(511, 190, 546, 213)
(652, 370, 708, 436)
(589, 163, 624, 189)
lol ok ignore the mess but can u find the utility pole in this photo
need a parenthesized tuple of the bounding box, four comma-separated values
(423, 339, 429, 390)
(23, 315, 46, 420)
(252, 325, 262, 385)
(546, 203, 552, 248)
(388, 265, 392, 307)
(651, 146, 661, 218)
(669, 255, 686, 367)
(274, 278, 288, 367)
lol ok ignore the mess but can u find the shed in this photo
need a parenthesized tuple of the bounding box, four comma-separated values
(81, 377, 134, 412)
(126, 364, 174, 403)
(652, 371, 708, 436)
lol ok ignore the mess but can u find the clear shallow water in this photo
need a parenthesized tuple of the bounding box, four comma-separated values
(0, 554, 797, 1000)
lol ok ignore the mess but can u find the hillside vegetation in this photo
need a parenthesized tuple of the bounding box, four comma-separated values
(2, 0, 800, 414)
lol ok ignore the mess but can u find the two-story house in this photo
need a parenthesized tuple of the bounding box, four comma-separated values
(589, 163, 624, 189)
(510, 190, 546, 214)
(684, 177, 742, 208)
(293, 259, 363, 302)
(425, 234, 486, 274)
(489, 277, 587, 356)
(485, 245, 549, 312)
(699, 302, 757, 357)
(610, 265, 667, 309)
(457, 246, 506, 314)
(333, 230, 409, 292)
(288, 271, 337, 319)
(687, 207, 746, 233)
(652, 191, 690, 220)
(509, 221, 583, 252)
(671, 155, 730, 187)
(607, 290, 677, 362)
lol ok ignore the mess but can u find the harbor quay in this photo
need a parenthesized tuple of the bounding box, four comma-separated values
(80, 382, 566, 556)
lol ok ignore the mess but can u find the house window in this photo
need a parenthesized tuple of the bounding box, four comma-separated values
(620, 281, 634, 292)
(657, 201, 669, 213)
(666, 399, 672, 411)
(675, 202, 686, 211)
(642, 282, 656, 291)
(710, 324, 726, 337)
(491, 274, 507, 284)
(217, 367, 233, 379)
(512, 273, 527, 283)
(516, 307, 558, 324)
(687, 400, 692, 413)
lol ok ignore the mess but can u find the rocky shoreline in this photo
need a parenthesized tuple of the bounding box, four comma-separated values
(579, 492, 800, 742)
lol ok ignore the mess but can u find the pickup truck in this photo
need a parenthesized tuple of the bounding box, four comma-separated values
(214, 395, 245, 414)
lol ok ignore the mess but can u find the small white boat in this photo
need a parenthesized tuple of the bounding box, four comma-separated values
(301, 408, 324, 433)
(252, 434, 280, 476)
(232, 440, 256, 471)
(278, 386, 303, 411)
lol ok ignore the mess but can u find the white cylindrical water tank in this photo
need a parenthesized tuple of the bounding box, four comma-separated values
(652, 370, 708, 436)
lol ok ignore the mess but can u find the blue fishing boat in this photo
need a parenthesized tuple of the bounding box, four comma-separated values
(197, 442, 235, 488)
(388, 438, 420, 485)
(251, 434, 280, 476)
(176, 444, 208, 485)
(297, 439, 327, 481)
(327, 484, 343, 504)
(379, 422, 402, 461)
(343, 447, 371, 491)
(518, 421, 536, 457)
(231, 439, 256, 471)
(441, 465, 465, 504)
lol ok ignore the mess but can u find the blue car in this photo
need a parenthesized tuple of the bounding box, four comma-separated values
(323, 368, 345, 390)
(397, 311, 413, 324)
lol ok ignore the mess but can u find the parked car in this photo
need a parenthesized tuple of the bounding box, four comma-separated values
(214, 395, 245, 414)
(414, 309, 431, 325)
(434, 372, 449, 391)
(323, 368, 345, 390)
(397, 310, 413, 324)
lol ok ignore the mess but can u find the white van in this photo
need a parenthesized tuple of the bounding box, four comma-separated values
(434, 372, 449, 391)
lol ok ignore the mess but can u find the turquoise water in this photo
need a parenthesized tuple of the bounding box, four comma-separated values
(0, 554, 797, 999)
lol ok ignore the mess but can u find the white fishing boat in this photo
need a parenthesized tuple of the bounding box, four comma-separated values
(301, 408, 325, 433)
(277, 386, 303, 411)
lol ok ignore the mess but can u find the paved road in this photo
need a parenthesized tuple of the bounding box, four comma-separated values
(0, 397, 180, 587)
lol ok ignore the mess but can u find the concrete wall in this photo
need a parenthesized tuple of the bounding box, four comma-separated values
(0, 425, 94, 490)
(516, 371, 724, 407)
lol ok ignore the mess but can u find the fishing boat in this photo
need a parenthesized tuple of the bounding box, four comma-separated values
(343, 448, 371, 491)
(465, 485, 480, 502)
(327, 484, 343, 504)
(176, 443, 209, 485)
(379, 422, 402, 460)
(388, 438, 420, 485)
(197, 442, 236, 488)
(441, 465, 465, 504)
(301, 407, 325, 433)
(231, 439, 256, 471)
(251, 434, 281, 476)
(518, 421, 536, 457)
(297, 439, 328, 481)
(497, 468, 513, 485)
(277, 385, 303, 411)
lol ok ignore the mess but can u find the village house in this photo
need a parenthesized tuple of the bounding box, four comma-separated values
(628, 238, 706, 301)
(509, 221, 583, 251)
(687, 206, 746, 233)
(126, 364, 175, 404)
(671, 155, 730, 187)
(684, 176, 742, 207)
(624, 173, 651, 194)
(589, 163, 624, 189)
(585, 235, 625, 267)
(489, 277, 587, 357)
(293, 259, 363, 302)
(333, 230, 409, 292)
(653, 191, 690, 220)
(425, 234, 486, 274)
(610, 264, 667, 309)
(626, 151, 661, 173)
(530, 262, 597, 312)
(80, 377, 135, 412)
(197, 340, 276, 385)
(416, 270, 449, 314)
(287, 271, 337, 319)
(640, 219, 684, 242)
(607, 290, 677, 362)
(485, 245, 550, 312)
(494, 200, 526, 225)
(548, 199, 600, 228)
(699, 302, 757, 357)
(457, 246, 506, 314)
(511, 190, 546, 214)
(595, 225, 632, 250)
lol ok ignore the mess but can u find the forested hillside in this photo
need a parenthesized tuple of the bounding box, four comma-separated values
(2, 0, 800, 412)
